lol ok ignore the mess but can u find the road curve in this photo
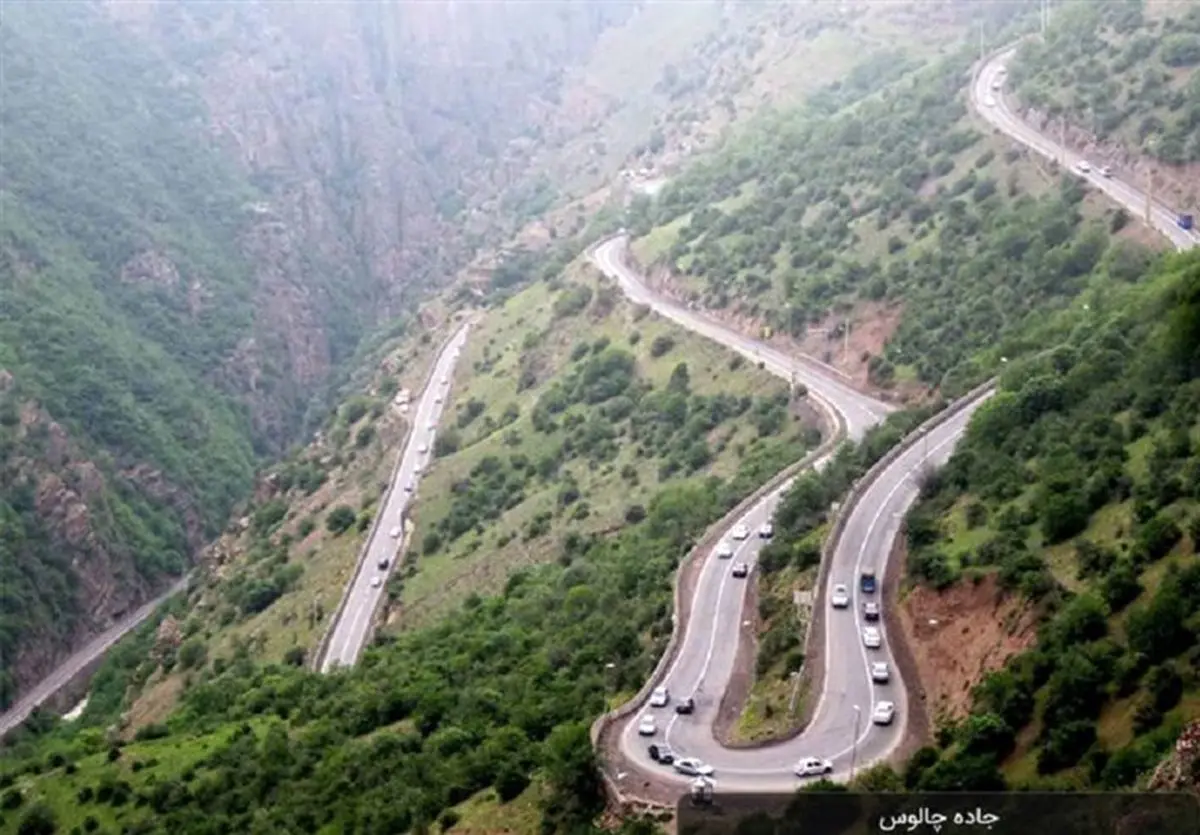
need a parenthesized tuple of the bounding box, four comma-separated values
(321, 320, 474, 671)
(0, 575, 190, 738)
(589, 237, 893, 441)
(589, 236, 992, 791)
(975, 47, 1198, 253)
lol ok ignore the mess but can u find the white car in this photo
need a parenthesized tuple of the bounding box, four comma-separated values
(1074, 160, 1092, 174)
(441, 377, 449, 386)
(649, 686, 670, 708)
(871, 662, 890, 683)
(830, 584, 850, 608)
(731, 562, 749, 578)
(416, 443, 428, 454)
(1100, 165, 1113, 178)
(715, 540, 735, 559)
(990, 79, 1002, 91)
(793, 757, 834, 778)
(730, 523, 750, 541)
(389, 526, 402, 539)
(427, 421, 437, 431)
(434, 396, 443, 404)
(638, 715, 657, 736)
(758, 522, 774, 539)
(872, 701, 896, 725)
(370, 576, 382, 589)
(674, 757, 715, 777)
(404, 481, 414, 493)
(862, 626, 882, 649)
(984, 95, 997, 107)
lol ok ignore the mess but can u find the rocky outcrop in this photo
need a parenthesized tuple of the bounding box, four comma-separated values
(1148, 720, 1200, 792)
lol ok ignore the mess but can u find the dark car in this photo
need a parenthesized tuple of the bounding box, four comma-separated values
(863, 600, 880, 621)
(648, 744, 675, 764)
(377, 558, 390, 570)
(675, 697, 696, 715)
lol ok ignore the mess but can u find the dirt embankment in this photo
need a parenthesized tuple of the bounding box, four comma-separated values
(633, 260, 925, 406)
(896, 566, 1038, 727)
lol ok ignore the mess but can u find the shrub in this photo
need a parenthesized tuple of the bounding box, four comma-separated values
(325, 505, 357, 535)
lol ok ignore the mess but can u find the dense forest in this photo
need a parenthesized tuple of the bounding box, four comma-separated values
(904, 250, 1200, 788)
(1011, 1, 1200, 165)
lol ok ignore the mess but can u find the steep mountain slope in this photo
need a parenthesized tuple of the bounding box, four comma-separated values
(0, 0, 639, 708)
(904, 250, 1200, 790)
(1008, 1, 1200, 210)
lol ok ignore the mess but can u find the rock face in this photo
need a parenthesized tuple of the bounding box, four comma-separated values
(1, 0, 644, 707)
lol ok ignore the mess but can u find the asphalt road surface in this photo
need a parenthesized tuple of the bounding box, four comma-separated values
(320, 320, 474, 671)
(589, 237, 893, 440)
(611, 358, 990, 790)
(975, 47, 1198, 253)
(0, 575, 190, 738)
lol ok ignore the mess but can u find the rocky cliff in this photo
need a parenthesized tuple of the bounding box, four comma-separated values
(0, 0, 642, 707)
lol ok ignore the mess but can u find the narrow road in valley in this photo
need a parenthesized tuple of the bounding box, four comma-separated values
(320, 319, 474, 672)
(590, 236, 991, 791)
(0, 575, 190, 739)
(975, 47, 1198, 253)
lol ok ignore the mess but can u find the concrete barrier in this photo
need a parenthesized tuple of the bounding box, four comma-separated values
(311, 319, 473, 672)
(589, 396, 848, 803)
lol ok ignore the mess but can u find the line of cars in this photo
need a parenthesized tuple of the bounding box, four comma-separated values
(714, 519, 774, 578)
(831, 568, 896, 729)
(369, 373, 456, 589)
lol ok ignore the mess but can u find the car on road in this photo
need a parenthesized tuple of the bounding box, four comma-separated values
(862, 626, 882, 649)
(872, 701, 896, 725)
(863, 601, 880, 621)
(441, 377, 449, 386)
(417, 443, 429, 454)
(675, 697, 696, 715)
(716, 540, 735, 559)
(390, 526, 402, 539)
(428, 421, 437, 430)
(990, 79, 1002, 91)
(638, 715, 657, 736)
(1100, 165, 1113, 177)
(1074, 160, 1092, 175)
(984, 95, 997, 107)
(758, 522, 774, 539)
(650, 686, 670, 708)
(871, 662, 890, 684)
(831, 584, 850, 608)
(377, 558, 390, 571)
(674, 757, 715, 777)
(793, 757, 834, 778)
(434, 396, 443, 404)
(731, 523, 750, 540)
(648, 744, 675, 765)
(860, 569, 877, 594)
(404, 481, 414, 492)
(731, 562, 749, 578)
(370, 577, 382, 589)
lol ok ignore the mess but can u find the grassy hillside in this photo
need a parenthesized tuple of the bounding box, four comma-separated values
(903, 250, 1200, 790)
(396, 266, 817, 626)
(627, 44, 1167, 398)
(1010, 1, 1200, 165)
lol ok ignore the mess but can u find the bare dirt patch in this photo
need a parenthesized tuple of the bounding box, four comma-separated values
(122, 672, 184, 738)
(896, 569, 1038, 727)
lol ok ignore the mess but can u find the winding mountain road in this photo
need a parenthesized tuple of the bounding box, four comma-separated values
(976, 47, 1198, 253)
(590, 238, 992, 791)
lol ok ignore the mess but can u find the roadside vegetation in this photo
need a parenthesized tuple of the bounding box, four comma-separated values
(903, 250, 1200, 789)
(627, 38, 1164, 397)
(397, 264, 817, 626)
(1010, 1, 1200, 165)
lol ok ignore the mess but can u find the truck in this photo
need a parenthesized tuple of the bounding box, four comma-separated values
(1179, 213, 1194, 231)
(860, 568, 877, 594)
